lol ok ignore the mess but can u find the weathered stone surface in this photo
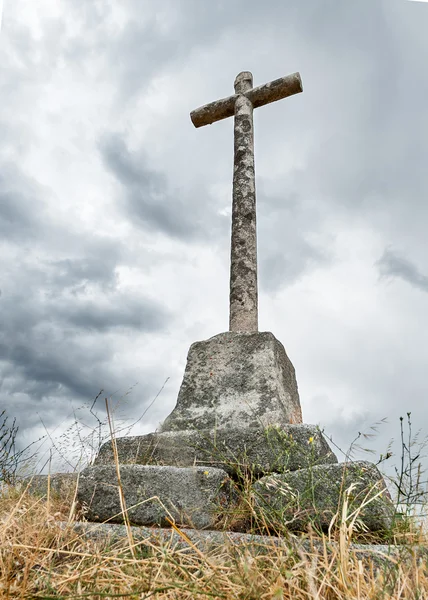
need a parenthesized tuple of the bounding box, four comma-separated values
(64, 521, 428, 570)
(190, 70, 302, 332)
(230, 72, 258, 332)
(94, 425, 336, 476)
(190, 73, 302, 128)
(77, 465, 236, 529)
(161, 331, 302, 432)
(253, 461, 394, 532)
(20, 472, 79, 499)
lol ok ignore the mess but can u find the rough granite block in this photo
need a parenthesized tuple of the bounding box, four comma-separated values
(77, 464, 236, 529)
(253, 461, 394, 532)
(161, 331, 302, 432)
(94, 425, 337, 476)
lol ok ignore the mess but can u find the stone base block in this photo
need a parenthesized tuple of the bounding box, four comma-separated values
(253, 461, 394, 533)
(65, 521, 428, 568)
(94, 425, 337, 476)
(77, 465, 236, 529)
(161, 331, 302, 432)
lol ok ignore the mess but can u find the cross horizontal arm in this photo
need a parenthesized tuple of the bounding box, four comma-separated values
(190, 72, 303, 128)
(249, 72, 302, 110)
(190, 94, 237, 128)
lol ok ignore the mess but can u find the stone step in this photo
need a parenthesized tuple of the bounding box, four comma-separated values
(94, 424, 337, 476)
(25, 460, 393, 535)
(63, 521, 428, 570)
(77, 465, 237, 530)
(253, 460, 394, 533)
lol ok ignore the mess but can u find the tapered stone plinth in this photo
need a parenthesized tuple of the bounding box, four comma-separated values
(161, 332, 302, 432)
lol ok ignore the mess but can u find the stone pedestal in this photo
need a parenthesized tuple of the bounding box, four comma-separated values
(70, 331, 393, 534)
(161, 332, 302, 432)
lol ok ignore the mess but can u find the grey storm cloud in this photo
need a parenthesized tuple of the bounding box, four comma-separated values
(257, 184, 330, 292)
(0, 338, 99, 403)
(46, 257, 119, 293)
(377, 248, 428, 293)
(99, 133, 198, 238)
(260, 247, 326, 293)
(0, 163, 48, 241)
(0, 160, 172, 436)
(58, 296, 170, 333)
(293, 1, 428, 229)
(62, 0, 270, 102)
(98, 132, 226, 241)
(0, 250, 171, 409)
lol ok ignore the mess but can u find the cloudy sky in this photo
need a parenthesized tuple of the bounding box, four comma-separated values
(1, 0, 428, 476)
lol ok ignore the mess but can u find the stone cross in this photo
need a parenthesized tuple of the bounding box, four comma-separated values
(191, 71, 303, 332)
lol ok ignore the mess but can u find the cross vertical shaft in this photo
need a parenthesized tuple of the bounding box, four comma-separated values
(230, 72, 258, 332)
(190, 69, 303, 333)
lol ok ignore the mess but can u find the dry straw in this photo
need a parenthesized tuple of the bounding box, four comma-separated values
(1, 473, 427, 599)
(1, 404, 427, 598)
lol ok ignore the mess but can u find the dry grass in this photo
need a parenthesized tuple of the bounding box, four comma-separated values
(0, 480, 427, 600)
(1, 406, 427, 598)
